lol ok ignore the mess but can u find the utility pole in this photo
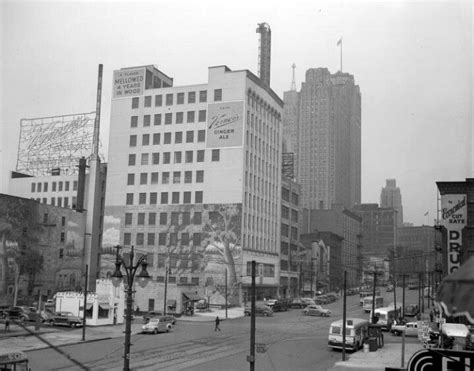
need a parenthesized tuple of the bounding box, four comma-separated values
(427, 272, 430, 310)
(402, 275, 406, 318)
(82, 264, 89, 341)
(248, 260, 256, 371)
(371, 269, 377, 323)
(225, 268, 228, 319)
(393, 274, 397, 318)
(310, 260, 314, 297)
(342, 271, 347, 361)
(421, 272, 424, 313)
(163, 265, 168, 315)
(418, 272, 422, 314)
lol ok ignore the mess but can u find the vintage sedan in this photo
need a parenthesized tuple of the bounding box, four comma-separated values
(142, 317, 172, 334)
(47, 312, 83, 327)
(302, 304, 331, 317)
(390, 321, 419, 337)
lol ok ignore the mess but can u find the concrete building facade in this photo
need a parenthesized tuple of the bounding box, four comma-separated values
(102, 65, 283, 310)
(282, 68, 361, 210)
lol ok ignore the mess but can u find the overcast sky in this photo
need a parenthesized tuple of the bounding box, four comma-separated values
(1, 0, 472, 226)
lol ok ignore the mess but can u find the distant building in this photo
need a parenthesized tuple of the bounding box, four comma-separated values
(353, 203, 397, 263)
(380, 179, 403, 227)
(283, 68, 361, 210)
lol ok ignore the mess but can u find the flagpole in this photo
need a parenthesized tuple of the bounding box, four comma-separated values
(340, 39, 343, 72)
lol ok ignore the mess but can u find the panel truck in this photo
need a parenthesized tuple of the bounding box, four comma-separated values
(328, 318, 369, 351)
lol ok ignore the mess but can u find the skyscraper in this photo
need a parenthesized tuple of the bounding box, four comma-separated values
(283, 68, 361, 210)
(380, 179, 403, 227)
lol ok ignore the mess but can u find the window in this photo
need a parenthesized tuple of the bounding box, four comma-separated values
(182, 212, 191, 225)
(161, 192, 168, 204)
(183, 191, 191, 204)
(147, 233, 155, 245)
(181, 233, 190, 246)
(140, 173, 147, 185)
(137, 213, 145, 225)
(132, 97, 139, 109)
(149, 212, 156, 225)
(187, 111, 195, 123)
(37, 182, 42, 192)
(174, 151, 182, 163)
(73, 181, 78, 191)
(291, 192, 299, 205)
(57, 197, 62, 207)
(144, 96, 152, 107)
(125, 213, 133, 225)
(172, 192, 180, 204)
(143, 115, 151, 127)
(193, 233, 202, 246)
(159, 212, 167, 225)
(172, 132, 182, 144)
(171, 212, 179, 225)
(195, 191, 203, 203)
(196, 170, 204, 183)
(281, 223, 289, 236)
(263, 264, 275, 277)
(184, 171, 192, 183)
(168, 276, 176, 283)
(175, 112, 184, 124)
(44, 182, 49, 192)
(165, 93, 173, 105)
(214, 89, 222, 101)
(124, 233, 132, 245)
(53, 182, 57, 191)
(127, 173, 135, 185)
(197, 150, 205, 162)
(164, 132, 171, 144)
(179, 277, 188, 284)
(151, 172, 159, 184)
(154, 114, 161, 126)
(163, 152, 171, 164)
(199, 90, 207, 102)
(165, 113, 172, 125)
(158, 233, 167, 246)
(281, 205, 289, 219)
(291, 209, 298, 222)
(186, 131, 194, 143)
(193, 212, 202, 224)
(177, 92, 185, 104)
(152, 152, 160, 165)
(128, 154, 136, 166)
(31, 183, 36, 192)
(155, 95, 162, 107)
(198, 110, 206, 122)
(141, 153, 149, 165)
(162, 172, 170, 184)
(43, 213, 48, 224)
(126, 193, 134, 205)
(153, 133, 160, 145)
(136, 233, 144, 245)
(191, 277, 199, 285)
(51, 197, 56, 205)
(212, 149, 220, 161)
(129, 135, 137, 147)
(142, 134, 150, 146)
(197, 130, 205, 142)
(185, 150, 193, 163)
(58, 182, 63, 191)
(150, 192, 157, 204)
(173, 172, 181, 184)
(188, 91, 196, 103)
(64, 182, 69, 191)
(72, 197, 76, 208)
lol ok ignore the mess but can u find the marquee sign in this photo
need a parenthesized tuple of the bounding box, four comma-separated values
(440, 194, 467, 274)
(408, 349, 473, 371)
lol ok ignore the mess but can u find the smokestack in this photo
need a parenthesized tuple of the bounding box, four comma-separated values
(76, 157, 87, 212)
(93, 64, 103, 158)
(256, 23, 271, 86)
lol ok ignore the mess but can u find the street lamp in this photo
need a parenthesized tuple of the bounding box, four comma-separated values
(111, 245, 150, 371)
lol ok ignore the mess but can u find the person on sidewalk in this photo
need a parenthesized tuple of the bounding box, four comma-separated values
(4, 316, 10, 332)
(215, 316, 221, 331)
(429, 310, 434, 323)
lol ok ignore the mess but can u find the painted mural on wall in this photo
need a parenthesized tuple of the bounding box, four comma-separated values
(101, 203, 242, 305)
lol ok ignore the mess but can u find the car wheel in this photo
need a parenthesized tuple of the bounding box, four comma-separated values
(49, 320, 55, 326)
(154, 328, 158, 335)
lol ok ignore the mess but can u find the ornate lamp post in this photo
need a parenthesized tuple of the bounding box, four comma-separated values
(111, 245, 150, 371)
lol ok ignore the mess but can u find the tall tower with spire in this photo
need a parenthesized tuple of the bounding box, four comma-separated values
(282, 64, 299, 173)
(380, 179, 403, 227)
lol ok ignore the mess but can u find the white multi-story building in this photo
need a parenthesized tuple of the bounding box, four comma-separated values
(102, 65, 283, 311)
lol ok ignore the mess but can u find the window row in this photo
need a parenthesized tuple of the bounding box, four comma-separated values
(245, 261, 275, 277)
(32, 196, 77, 209)
(128, 149, 220, 166)
(281, 205, 299, 222)
(124, 211, 202, 226)
(281, 223, 298, 239)
(129, 130, 206, 146)
(281, 187, 299, 205)
(130, 110, 207, 127)
(123, 231, 202, 247)
(125, 191, 203, 205)
(131, 89, 222, 109)
(127, 170, 204, 186)
(31, 180, 78, 193)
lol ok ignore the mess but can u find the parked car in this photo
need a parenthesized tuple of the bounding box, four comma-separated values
(289, 298, 306, 309)
(302, 304, 331, 317)
(195, 299, 208, 310)
(244, 305, 273, 317)
(142, 317, 172, 334)
(265, 299, 288, 312)
(300, 298, 316, 306)
(143, 311, 164, 324)
(404, 304, 420, 317)
(7, 306, 33, 322)
(390, 321, 419, 337)
(47, 312, 83, 327)
(326, 293, 339, 303)
(0, 305, 10, 319)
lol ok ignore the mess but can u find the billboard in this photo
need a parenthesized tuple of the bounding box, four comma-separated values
(440, 194, 466, 274)
(206, 101, 244, 148)
(113, 68, 145, 99)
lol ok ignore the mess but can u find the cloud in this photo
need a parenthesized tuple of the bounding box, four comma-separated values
(102, 227, 119, 246)
(104, 215, 120, 225)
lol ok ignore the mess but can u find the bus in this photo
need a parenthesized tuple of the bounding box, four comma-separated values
(0, 350, 29, 370)
(363, 296, 384, 313)
(359, 289, 380, 306)
(369, 306, 400, 330)
(328, 318, 369, 351)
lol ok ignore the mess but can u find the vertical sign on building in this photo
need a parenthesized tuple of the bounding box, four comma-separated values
(206, 101, 244, 148)
(440, 194, 466, 273)
(113, 68, 146, 99)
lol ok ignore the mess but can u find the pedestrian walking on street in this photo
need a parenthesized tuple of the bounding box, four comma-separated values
(4, 316, 10, 332)
(215, 316, 221, 331)
(429, 310, 434, 323)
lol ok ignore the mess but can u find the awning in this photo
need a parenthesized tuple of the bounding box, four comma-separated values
(183, 293, 203, 301)
(167, 300, 176, 306)
(85, 303, 93, 310)
(99, 303, 111, 310)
